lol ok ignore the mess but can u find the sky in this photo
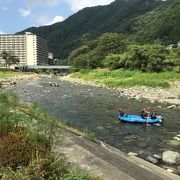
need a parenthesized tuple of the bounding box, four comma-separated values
(0, 0, 115, 34)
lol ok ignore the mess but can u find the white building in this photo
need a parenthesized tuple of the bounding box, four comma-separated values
(0, 32, 48, 66)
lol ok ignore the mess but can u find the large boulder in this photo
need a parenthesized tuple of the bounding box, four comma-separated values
(162, 151, 180, 165)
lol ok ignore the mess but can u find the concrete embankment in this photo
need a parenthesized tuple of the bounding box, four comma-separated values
(56, 131, 180, 180)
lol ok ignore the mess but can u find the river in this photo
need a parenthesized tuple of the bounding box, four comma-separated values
(14, 76, 180, 160)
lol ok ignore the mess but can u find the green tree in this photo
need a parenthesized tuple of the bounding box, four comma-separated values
(103, 53, 129, 70)
(164, 48, 180, 72)
(68, 33, 128, 69)
(81, 34, 89, 45)
(68, 46, 89, 64)
(71, 54, 89, 69)
(126, 44, 169, 72)
(1, 51, 19, 69)
(97, 33, 127, 56)
(87, 49, 102, 69)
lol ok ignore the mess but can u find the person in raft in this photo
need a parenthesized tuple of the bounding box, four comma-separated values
(118, 108, 126, 117)
(140, 108, 149, 119)
(151, 109, 158, 119)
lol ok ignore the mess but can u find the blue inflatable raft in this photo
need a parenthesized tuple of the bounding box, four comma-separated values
(119, 114, 164, 124)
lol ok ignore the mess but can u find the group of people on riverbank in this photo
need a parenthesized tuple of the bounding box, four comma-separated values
(118, 108, 159, 119)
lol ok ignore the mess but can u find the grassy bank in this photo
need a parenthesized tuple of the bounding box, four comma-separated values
(0, 71, 23, 79)
(0, 92, 98, 180)
(72, 69, 180, 88)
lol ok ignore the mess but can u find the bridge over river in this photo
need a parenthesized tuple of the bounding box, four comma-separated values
(27, 65, 72, 70)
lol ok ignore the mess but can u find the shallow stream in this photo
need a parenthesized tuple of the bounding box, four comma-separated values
(14, 76, 180, 159)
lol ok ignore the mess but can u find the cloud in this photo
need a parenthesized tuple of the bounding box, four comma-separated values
(66, 0, 115, 12)
(45, 16, 64, 25)
(19, 8, 31, 17)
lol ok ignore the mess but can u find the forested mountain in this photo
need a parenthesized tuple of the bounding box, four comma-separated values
(129, 0, 180, 44)
(17, 0, 179, 59)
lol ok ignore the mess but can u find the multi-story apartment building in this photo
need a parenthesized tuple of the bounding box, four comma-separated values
(0, 32, 48, 66)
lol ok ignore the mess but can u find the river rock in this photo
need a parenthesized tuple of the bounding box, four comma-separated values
(153, 154, 162, 160)
(124, 135, 139, 140)
(128, 152, 138, 156)
(96, 126, 104, 130)
(137, 150, 151, 157)
(166, 105, 176, 109)
(106, 123, 111, 128)
(162, 151, 180, 165)
(166, 169, 174, 173)
(173, 137, 180, 141)
(146, 156, 158, 164)
(168, 139, 180, 146)
(50, 82, 60, 87)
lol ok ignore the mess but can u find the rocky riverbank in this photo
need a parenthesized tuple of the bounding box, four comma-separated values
(59, 75, 180, 108)
(0, 74, 40, 89)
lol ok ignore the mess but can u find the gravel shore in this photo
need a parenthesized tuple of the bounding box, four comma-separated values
(0, 74, 40, 89)
(59, 75, 180, 107)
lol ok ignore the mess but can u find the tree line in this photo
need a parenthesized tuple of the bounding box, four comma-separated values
(68, 33, 180, 72)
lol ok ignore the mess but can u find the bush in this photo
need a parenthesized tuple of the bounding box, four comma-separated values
(0, 131, 37, 169)
(0, 92, 20, 136)
(0, 92, 96, 179)
(2, 154, 95, 180)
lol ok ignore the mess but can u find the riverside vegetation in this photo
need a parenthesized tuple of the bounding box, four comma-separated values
(68, 33, 180, 73)
(67, 32, 179, 94)
(0, 71, 23, 79)
(72, 69, 180, 88)
(0, 91, 98, 179)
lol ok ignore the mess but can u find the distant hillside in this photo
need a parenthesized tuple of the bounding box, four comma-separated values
(130, 0, 180, 44)
(17, 0, 178, 59)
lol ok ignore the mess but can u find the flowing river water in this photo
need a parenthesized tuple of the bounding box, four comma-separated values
(14, 76, 180, 164)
